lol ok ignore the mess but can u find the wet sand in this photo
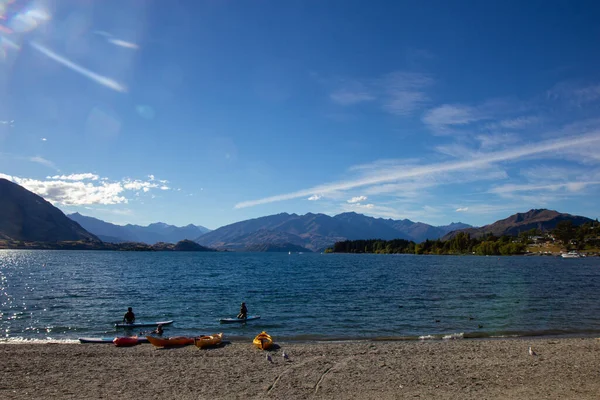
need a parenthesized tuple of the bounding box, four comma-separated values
(1, 337, 599, 399)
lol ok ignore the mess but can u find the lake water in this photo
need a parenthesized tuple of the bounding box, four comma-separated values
(1, 250, 599, 342)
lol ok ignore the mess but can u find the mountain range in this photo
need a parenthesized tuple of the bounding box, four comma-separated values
(0, 178, 98, 243)
(67, 212, 210, 244)
(1, 178, 596, 252)
(442, 209, 594, 240)
(194, 212, 471, 252)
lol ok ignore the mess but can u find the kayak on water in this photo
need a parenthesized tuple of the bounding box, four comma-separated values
(219, 315, 261, 324)
(79, 337, 149, 344)
(114, 320, 174, 328)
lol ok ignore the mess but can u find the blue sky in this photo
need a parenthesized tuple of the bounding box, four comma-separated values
(1, 0, 600, 230)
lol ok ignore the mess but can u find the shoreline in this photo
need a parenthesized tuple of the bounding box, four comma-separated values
(2, 337, 599, 399)
(3, 327, 600, 345)
(4, 330, 600, 345)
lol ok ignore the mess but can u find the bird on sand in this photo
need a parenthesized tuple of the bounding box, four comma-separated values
(282, 351, 289, 361)
(266, 354, 273, 363)
(528, 346, 537, 356)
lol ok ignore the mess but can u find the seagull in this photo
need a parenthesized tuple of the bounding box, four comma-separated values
(528, 346, 537, 356)
(282, 351, 289, 361)
(266, 354, 273, 363)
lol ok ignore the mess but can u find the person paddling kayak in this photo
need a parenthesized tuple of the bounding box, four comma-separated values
(237, 302, 248, 319)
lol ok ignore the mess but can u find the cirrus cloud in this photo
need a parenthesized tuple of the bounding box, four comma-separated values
(347, 195, 367, 204)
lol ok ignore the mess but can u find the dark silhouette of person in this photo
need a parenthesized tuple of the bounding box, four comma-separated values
(237, 302, 248, 319)
(123, 307, 135, 324)
(152, 324, 163, 336)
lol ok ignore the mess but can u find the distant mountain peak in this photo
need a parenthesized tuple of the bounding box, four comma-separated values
(148, 222, 170, 228)
(442, 208, 591, 240)
(68, 213, 210, 244)
(0, 179, 99, 242)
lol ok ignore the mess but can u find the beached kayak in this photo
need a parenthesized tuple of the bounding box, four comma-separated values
(79, 336, 149, 344)
(194, 333, 223, 349)
(113, 336, 140, 347)
(146, 335, 194, 348)
(253, 331, 273, 350)
(114, 320, 174, 328)
(219, 315, 260, 324)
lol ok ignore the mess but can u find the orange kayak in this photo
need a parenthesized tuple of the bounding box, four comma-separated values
(146, 335, 194, 348)
(194, 333, 223, 349)
(253, 331, 273, 350)
(113, 336, 139, 347)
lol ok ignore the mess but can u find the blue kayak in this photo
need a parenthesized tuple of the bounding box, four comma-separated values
(219, 315, 261, 324)
(114, 320, 174, 328)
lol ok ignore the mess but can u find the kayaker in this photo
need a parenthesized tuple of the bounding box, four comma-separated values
(151, 324, 164, 336)
(123, 307, 135, 324)
(237, 302, 248, 319)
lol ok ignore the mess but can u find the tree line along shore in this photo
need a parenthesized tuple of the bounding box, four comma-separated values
(326, 220, 600, 256)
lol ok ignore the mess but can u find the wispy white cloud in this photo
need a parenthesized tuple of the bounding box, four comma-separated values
(307, 194, 322, 201)
(340, 202, 398, 218)
(93, 31, 112, 38)
(29, 156, 58, 170)
(381, 72, 434, 116)
(347, 195, 367, 204)
(93, 30, 139, 50)
(108, 39, 139, 50)
(30, 42, 127, 92)
(519, 165, 588, 182)
(75, 207, 134, 217)
(327, 71, 433, 116)
(123, 179, 162, 192)
(48, 173, 99, 181)
(489, 181, 600, 196)
(362, 167, 508, 198)
(485, 116, 539, 130)
(235, 132, 600, 209)
(548, 82, 600, 105)
(475, 133, 521, 149)
(422, 104, 485, 134)
(383, 91, 429, 116)
(330, 89, 375, 105)
(348, 158, 421, 172)
(41, 137, 47, 141)
(448, 203, 526, 217)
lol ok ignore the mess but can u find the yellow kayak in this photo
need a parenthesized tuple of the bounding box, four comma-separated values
(253, 331, 273, 350)
(194, 333, 223, 349)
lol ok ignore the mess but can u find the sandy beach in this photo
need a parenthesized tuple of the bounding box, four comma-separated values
(1, 337, 599, 399)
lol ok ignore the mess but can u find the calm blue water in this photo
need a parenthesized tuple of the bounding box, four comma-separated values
(1, 250, 599, 342)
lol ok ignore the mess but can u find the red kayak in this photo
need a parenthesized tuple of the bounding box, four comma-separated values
(113, 336, 139, 347)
